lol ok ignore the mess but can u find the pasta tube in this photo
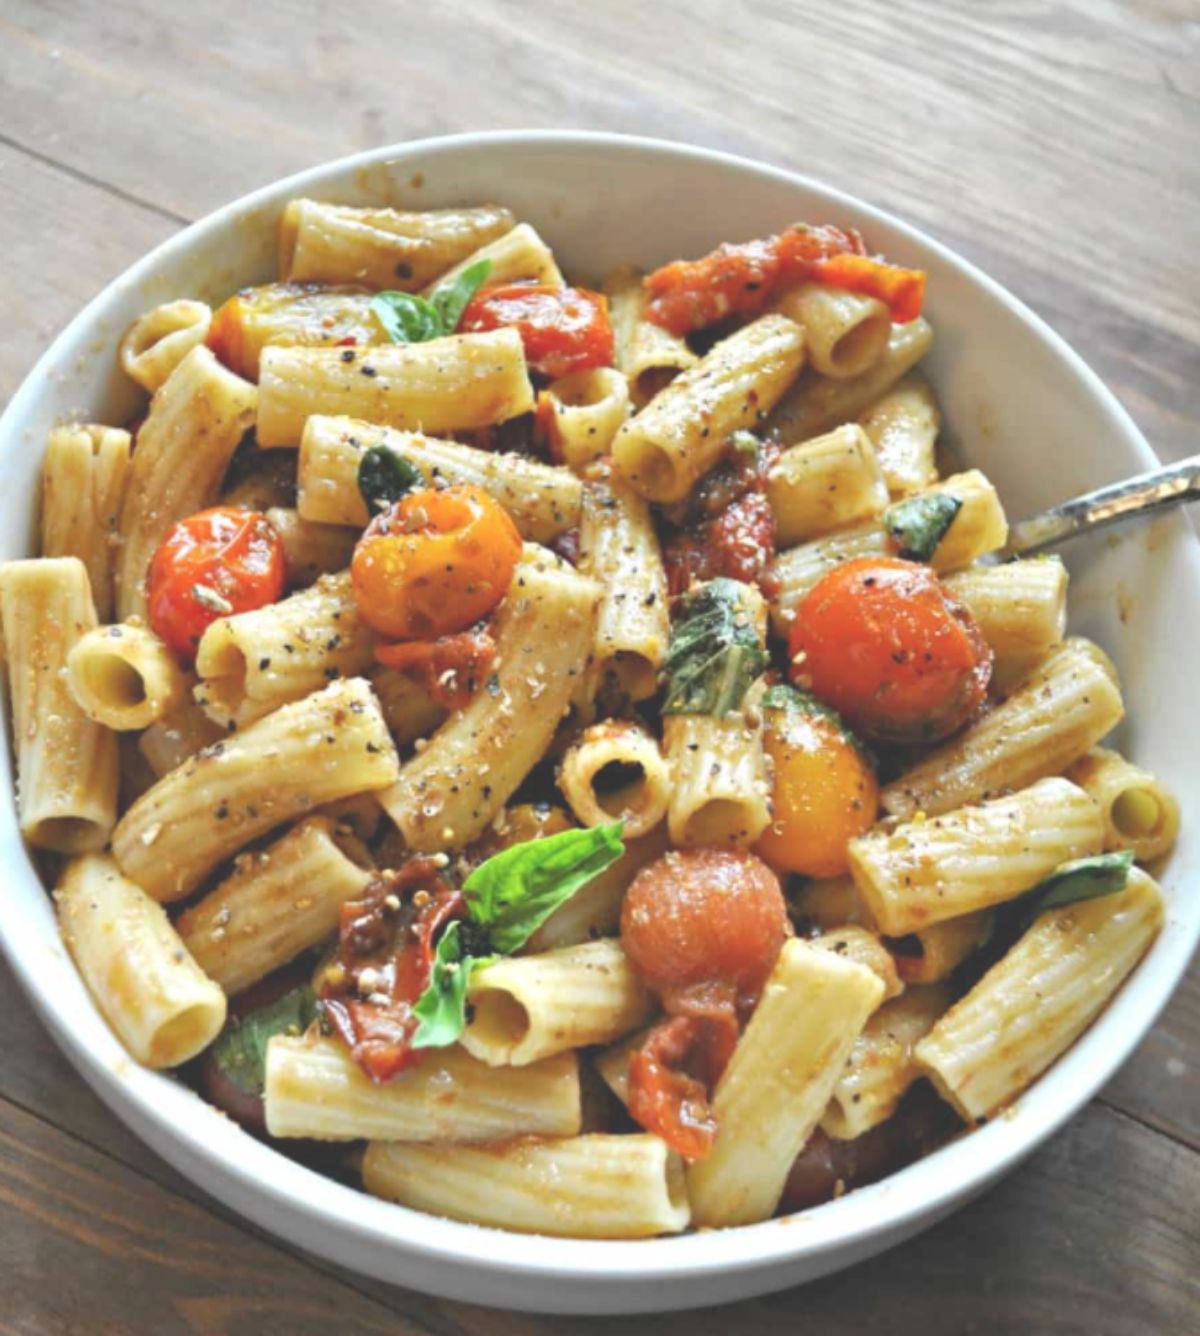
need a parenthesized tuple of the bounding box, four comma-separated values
(663, 702, 771, 848)
(881, 639, 1124, 819)
(119, 299, 212, 394)
(461, 939, 653, 1067)
(363, 1135, 689, 1238)
(67, 623, 188, 731)
(56, 854, 226, 1068)
(40, 424, 131, 623)
(194, 571, 375, 729)
(558, 719, 670, 838)
(768, 316, 933, 444)
(849, 777, 1105, 935)
(112, 677, 399, 902)
(821, 985, 950, 1139)
(1064, 747, 1181, 864)
(772, 281, 891, 379)
(115, 346, 257, 619)
(257, 331, 533, 447)
(613, 314, 806, 503)
(576, 466, 669, 704)
(264, 1036, 579, 1141)
(604, 264, 698, 405)
(279, 199, 514, 289)
(137, 690, 225, 778)
(380, 547, 600, 851)
(858, 372, 940, 496)
(177, 816, 374, 996)
(422, 221, 562, 294)
(540, 368, 631, 471)
(297, 415, 581, 541)
(265, 507, 358, 589)
(687, 939, 883, 1227)
(915, 868, 1164, 1120)
(0, 558, 117, 851)
(810, 926, 903, 1002)
(765, 423, 889, 546)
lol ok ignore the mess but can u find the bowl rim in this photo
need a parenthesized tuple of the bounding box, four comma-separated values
(1, 127, 1196, 1293)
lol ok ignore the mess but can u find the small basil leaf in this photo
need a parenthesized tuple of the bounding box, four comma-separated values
(210, 985, 318, 1099)
(465, 822, 625, 955)
(662, 577, 769, 716)
(1020, 850, 1135, 929)
(371, 291, 444, 344)
(884, 492, 963, 562)
(429, 257, 493, 335)
(411, 922, 494, 1050)
(357, 445, 425, 515)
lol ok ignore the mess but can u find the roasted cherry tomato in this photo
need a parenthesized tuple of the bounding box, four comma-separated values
(206, 282, 380, 381)
(374, 622, 497, 709)
(459, 282, 614, 379)
(788, 556, 992, 744)
(755, 688, 879, 878)
(351, 485, 521, 641)
(147, 506, 286, 661)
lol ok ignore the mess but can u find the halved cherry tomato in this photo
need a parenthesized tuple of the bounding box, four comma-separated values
(459, 282, 614, 379)
(755, 690, 879, 878)
(789, 556, 992, 744)
(147, 506, 286, 662)
(643, 222, 924, 334)
(351, 485, 521, 640)
(206, 282, 380, 381)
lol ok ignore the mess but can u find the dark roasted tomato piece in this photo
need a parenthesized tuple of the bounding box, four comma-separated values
(147, 506, 286, 662)
(788, 556, 993, 744)
(459, 282, 614, 379)
(374, 621, 497, 709)
(318, 858, 463, 1082)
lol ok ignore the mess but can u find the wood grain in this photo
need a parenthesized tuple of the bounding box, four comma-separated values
(0, 0, 1196, 1329)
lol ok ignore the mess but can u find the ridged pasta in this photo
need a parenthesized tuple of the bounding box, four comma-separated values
(540, 367, 631, 471)
(857, 372, 940, 496)
(1064, 747, 1181, 864)
(67, 623, 188, 731)
(119, 299, 212, 394)
(772, 281, 891, 379)
(766, 423, 889, 546)
(604, 264, 698, 405)
(557, 719, 670, 838)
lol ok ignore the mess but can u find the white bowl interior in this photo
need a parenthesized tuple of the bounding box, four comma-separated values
(1, 132, 1196, 1315)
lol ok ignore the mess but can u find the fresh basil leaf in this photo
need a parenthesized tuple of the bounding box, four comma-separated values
(371, 290, 444, 344)
(465, 822, 626, 955)
(209, 985, 318, 1099)
(884, 492, 963, 562)
(411, 922, 495, 1050)
(1019, 850, 1135, 928)
(760, 682, 873, 765)
(662, 577, 769, 716)
(357, 445, 424, 514)
(429, 257, 492, 335)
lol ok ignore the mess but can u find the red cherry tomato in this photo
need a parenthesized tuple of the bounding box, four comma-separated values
(459, 282, 614, 379)
(788, 556, 992, 744)
(147, 506, 286, 661)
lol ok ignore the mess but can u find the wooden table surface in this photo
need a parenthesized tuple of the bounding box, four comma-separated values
(1, 1, 1197, 1331)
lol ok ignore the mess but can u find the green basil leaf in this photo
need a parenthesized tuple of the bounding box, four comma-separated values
(357, 445, 425, 515)
(371, 290, 444, 344)
(209, 985, 318, 1099)
(662, 577, 769, 716)
(884, 492, 963, 562)
(429, 257, 493, 335)
(1020, 850, 1135, 928)
(465, 821, 626, 955)
(410, 922, 495, 1050)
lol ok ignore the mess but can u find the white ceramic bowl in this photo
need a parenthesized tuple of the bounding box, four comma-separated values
(1, 132, 1196, 1315)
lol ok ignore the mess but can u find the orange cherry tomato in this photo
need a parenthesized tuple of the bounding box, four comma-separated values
(755, 690, 879, 878)
(621, 848, 789, 1012)
(147, 506, 286, 662)
(789, 556, 992, 744)
(351, 485, 521, 641)
(459, 283, 614, 379)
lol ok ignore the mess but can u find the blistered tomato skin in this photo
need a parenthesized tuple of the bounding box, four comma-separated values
(621, 848, 789, 1010)
(755, 706, 879, 878)
(351, 484, 522, 641)
(788, 556, 992, 744)
(459, 283, 614, 379)
(147, 506, 286, 662)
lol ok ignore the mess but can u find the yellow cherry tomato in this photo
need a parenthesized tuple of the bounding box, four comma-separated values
(755, 687, 879, 878)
